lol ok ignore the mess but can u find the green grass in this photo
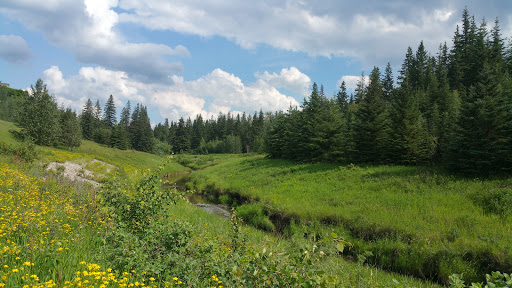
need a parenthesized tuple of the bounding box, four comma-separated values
(166, 196, 440, 287)
(0, 119, 474, 286)
(185, 154, 512, 284)
(0, 119, 18, 144)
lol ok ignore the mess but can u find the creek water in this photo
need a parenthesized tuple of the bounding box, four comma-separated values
(164, 172, 231, 219)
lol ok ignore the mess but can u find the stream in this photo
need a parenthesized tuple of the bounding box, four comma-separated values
(164, 172, 232, 219)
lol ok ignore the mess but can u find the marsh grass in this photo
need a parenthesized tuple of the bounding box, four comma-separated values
(186, 154, 512, 284)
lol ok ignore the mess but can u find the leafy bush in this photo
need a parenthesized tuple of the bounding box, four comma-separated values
(236, 203, 275, 232)
(0, 140, 38, 162)
(448, 271, 512, 288)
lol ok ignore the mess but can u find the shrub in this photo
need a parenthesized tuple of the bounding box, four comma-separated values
(236, 203, 275, 232)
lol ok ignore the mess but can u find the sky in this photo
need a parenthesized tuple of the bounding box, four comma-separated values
(1, 0, 511, 125)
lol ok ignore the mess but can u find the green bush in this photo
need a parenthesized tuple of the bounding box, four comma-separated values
(236, 203, 275, 232)
(0, 140, 38, 162)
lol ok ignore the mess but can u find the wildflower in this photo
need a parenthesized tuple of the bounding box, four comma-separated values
(149, 277, 155, 281)
(173, 277, 178, 281)
(12, 268, 19, 273)
(23, 261, 31, 266)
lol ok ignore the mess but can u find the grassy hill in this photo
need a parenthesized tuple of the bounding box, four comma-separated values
(0, 119, 448, 287)
(184, 154, 512, 284)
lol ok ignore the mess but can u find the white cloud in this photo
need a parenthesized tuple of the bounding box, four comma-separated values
(42, 66, 301, 123)
(114, 1, 476, 67)
(337, 75, 370, 93)
(1, 0, 188, 81)
(0, 34, 31, 63)
(255, 67, 311, 96)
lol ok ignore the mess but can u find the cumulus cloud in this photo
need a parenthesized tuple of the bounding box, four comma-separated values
(0, 34, 32, 63)
(0, 0, 188, 81)
(115, 0, 480, 67)
(255, 67, 311, 96)
(338, 75, 370, 93)
(42, 66, 301, 122)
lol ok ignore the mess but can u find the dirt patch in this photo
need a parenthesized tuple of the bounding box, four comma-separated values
(45, 159, 113, 187)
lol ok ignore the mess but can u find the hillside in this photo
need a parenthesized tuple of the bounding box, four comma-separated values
(183, 154, 512, 284)
(0, 120, 447, 287)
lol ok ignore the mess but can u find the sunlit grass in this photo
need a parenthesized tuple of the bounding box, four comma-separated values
(186, 154, 512, 283)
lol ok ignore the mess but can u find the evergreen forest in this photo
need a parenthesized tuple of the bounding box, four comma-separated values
(2, 8, 512, 176)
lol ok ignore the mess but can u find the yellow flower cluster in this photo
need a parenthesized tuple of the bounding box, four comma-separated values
(0, 163, 111, 287)
(210, 275, 224, 288)
(0, 163, 189, 287)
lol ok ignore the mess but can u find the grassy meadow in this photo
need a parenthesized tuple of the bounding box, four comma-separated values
(184, 154, 512, 284)
(0, 119, 448, 287)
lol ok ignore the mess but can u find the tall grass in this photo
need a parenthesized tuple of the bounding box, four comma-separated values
(186, 154, 512, 284)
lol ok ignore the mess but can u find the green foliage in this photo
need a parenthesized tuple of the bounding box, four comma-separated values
(129, 104, 154, 153)
(153, 139, 173, 156)
(448, 272, 512, 288)
(187, 154, 512, 284)
(59, 107, 82, 150)
(236, 203, 275, 232)
(0, 85, 27, 122)
(446, 64, 512, 174)
(80, 99, 95, 140)
(103, 94, 117, 128)
(0, 140, 38, 162)
(14, 79, 60, 146)
(354, 67, 392, 163)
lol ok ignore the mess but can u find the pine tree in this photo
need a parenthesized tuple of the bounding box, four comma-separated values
(15, 79, 60, 146)
(110, 124, 130, 150)
(191, 114, 205, 150)
(119, 101, 131, 127)
(353, 72, 367, 104)
(59, 108, 82, 150)
(94, 100, 102, 125)
(446, 64, 512, 174)
(174, 117, 190, 153)
(129, 104, 141, 149)
(135, 106, 154, 153)
(398, 47, 414, 89)
(299, 83, 346, 162)
(103, 95, 117, 128)
(389, 87, 433, 164)
(80, 99, 95, 140)
(354, 67, 391, 163)
(489, 17, 505, 67)
(336, 81, 348, 110)
(382, 62, 394, 102)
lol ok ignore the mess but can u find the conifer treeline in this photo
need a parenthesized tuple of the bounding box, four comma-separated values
(5, 8, 512, 174)
(6, 79, 82, 150)
(267, 9, 512, 175)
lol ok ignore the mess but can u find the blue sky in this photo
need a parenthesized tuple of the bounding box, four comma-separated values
(1, 0, 511, 124)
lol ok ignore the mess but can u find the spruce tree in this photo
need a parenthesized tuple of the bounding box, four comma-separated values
(389, 87, 433, 164)
(446, 64, 511, 174)
(119, 101, 131, 127)
(354, 67, 391, 163)
(103, 94, 117, 128)
(15, 79, 60, 146)
(382, 62, 394, 102)
(80, 99, 95, 140)
(135, 106, 154, 153)
(174, 117, 190, 153)
(336, 81, 348, 110)
(59, 108, 82, 150)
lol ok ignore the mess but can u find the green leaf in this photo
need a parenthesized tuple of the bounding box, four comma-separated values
(336, 242, 344, 253)
(331, 232, 338, 239)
